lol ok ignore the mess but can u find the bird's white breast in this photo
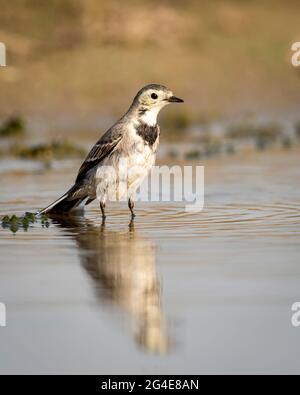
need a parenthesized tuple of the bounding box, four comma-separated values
(95, 125, 157, 202)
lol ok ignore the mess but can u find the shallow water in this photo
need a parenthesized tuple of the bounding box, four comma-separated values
(0, 149, 300, 374)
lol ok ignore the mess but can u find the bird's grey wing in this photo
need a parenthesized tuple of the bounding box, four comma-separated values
(75, 127, 123, 183)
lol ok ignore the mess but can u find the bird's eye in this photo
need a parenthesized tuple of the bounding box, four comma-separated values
(151, 93, 158, 99)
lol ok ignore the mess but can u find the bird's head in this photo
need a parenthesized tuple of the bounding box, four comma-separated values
(131, 84, 184, 126)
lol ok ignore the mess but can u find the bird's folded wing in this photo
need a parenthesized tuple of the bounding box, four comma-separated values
(75, 129, 123, 183)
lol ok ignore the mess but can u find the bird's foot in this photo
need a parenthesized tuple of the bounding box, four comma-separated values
(100, 202, 106, 220)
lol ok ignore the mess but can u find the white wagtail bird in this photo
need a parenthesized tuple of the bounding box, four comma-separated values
(39, 84, 184, 218)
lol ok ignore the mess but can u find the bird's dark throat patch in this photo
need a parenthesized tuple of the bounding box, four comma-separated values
(136, 122, 159, 146)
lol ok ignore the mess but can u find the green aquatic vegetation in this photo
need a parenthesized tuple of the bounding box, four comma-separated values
(227, 121, 281, 141)
(281, 137, 292, 150)
(12, 140, 86, 161)
(203, 142, 222, 157)
(255, 136, 271, 151)
(185, 149, 202, 160)
(0, 116, 25, 138)
(1, 212, 49, 233)
(226, 143, 236, 155)
(186, 132, 224, 160)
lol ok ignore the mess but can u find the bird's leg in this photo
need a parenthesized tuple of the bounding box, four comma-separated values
(128, 198, 136, 218)
(100, 201, 106, 219)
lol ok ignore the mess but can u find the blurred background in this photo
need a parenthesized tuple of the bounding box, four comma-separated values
(0, 0, 300, 161)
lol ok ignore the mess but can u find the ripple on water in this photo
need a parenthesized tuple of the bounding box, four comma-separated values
(1, 171, 300, 241)
(76, 201, 300, 240)
(1, 200, 300, 241)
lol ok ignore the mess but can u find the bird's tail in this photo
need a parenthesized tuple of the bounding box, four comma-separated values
(38, 185, 94, 215)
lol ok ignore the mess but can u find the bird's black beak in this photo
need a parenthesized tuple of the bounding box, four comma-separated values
(168, 96, 184, 103)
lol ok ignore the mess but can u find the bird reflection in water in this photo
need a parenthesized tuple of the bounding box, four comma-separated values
(51, 215, 170, 354)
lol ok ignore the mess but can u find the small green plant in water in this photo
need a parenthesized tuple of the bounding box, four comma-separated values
(1, 212, 49, 233)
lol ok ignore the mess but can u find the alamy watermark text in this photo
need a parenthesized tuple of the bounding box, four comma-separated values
(291, 302, 300, 327)
(0, 302, 6, 327)
(291, 42, 300, 67)
(0, 42, 6, 67)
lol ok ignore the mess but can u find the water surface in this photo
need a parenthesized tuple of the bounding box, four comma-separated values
(0, 149, 300, 374)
